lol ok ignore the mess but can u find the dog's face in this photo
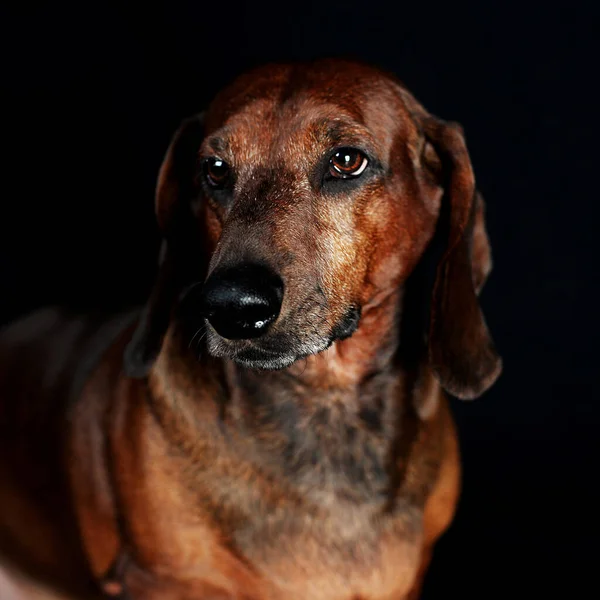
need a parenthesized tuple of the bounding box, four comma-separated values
(189, 62, 441, 369)
(126, 59, 501, 400)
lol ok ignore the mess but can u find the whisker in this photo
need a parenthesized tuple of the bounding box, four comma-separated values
(188, 327, 204, 348)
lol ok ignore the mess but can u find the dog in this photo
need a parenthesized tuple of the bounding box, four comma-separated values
(0, 59, 502, 600)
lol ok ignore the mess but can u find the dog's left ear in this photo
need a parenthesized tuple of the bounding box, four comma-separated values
(123, 114, 205, 378)
(424, 119, 502, 400)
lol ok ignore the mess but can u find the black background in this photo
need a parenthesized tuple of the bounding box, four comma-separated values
(1, 1, 598, 597)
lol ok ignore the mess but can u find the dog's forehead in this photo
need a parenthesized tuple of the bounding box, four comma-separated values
(205, 61, 415, 147)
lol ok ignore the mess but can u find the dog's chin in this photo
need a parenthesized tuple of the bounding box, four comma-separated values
(231, 348, 310, 371)
(206, 333, 334, 371)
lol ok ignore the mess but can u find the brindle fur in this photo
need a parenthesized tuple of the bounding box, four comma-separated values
(0, 59, 501, 599)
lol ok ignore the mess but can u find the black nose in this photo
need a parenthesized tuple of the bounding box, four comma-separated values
(200, 264, 284, 340)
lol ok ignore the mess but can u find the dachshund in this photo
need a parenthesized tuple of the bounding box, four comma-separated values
(0, 59, 502, 600)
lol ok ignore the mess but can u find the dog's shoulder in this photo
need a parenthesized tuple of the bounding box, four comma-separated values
(0, 307, 139, 422)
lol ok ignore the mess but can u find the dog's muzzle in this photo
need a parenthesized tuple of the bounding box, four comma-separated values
(199, 263, 284, 340)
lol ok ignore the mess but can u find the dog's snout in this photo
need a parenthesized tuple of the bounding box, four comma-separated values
(200, 264, 284, 340)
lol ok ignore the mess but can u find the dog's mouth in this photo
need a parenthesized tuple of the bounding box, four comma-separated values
(200, 305, 361, 370)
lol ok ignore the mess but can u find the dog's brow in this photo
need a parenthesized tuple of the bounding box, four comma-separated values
(207, 136, 229, 155)
(311, 118, 375, 149)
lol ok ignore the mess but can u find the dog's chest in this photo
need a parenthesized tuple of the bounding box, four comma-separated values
(119, 406, 424, 600)
(125, 480, 422, 600)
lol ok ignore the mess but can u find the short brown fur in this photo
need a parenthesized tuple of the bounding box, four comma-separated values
(0, 59, 501, 599)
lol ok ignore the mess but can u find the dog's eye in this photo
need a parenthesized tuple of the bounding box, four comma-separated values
(204, 157, 231, 188)
(329, 148, 369, 179)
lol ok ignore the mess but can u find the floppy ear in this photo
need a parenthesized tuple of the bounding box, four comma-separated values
(424, 119, 502, 400)
(123, 114, 205, 378)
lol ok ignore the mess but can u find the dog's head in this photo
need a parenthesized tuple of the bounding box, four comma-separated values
(124, 59, 501, 400)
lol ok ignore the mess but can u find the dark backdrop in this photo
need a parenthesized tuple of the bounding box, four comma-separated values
(1, 1, 598, 597)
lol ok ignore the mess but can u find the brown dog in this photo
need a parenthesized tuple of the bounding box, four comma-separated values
(0, 59, 501, 600)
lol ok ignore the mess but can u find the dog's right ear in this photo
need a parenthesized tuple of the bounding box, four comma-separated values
(123, 114, 205, 378)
